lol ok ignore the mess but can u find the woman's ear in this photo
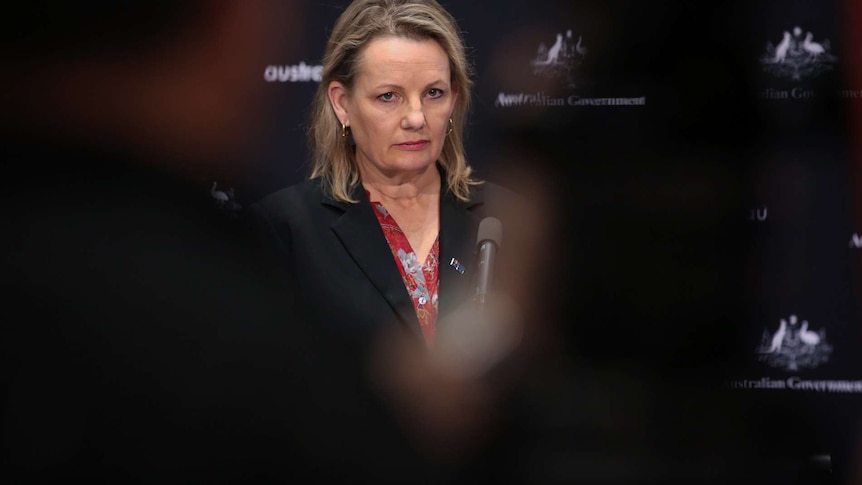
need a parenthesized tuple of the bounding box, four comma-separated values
(328, 81, 349, 125)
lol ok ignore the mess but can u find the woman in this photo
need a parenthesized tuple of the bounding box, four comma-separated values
(251, 0, 517, 352)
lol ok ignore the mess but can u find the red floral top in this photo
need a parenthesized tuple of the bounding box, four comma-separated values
(369, 195, 439, 345)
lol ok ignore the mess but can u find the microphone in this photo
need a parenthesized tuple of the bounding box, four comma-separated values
(431, 216, 520, 380)
(475, 217, 502, 309)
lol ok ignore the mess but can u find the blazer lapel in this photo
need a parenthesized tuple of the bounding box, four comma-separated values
(438, 185, 484, 324)
(325, 186, 422, 339)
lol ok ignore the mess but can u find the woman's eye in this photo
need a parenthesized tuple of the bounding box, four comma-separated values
(378, 92, 395, 102)
(428, 88, 444, 98)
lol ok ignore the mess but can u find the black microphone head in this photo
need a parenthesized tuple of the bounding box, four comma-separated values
(476, 217, 502, 248)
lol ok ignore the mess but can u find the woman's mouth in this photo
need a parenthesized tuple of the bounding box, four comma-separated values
(396, 140, 429, 150)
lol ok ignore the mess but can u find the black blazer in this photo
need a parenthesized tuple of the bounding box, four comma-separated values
(249, 173, 517, 348)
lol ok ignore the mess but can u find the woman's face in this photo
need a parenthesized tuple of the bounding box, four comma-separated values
(329, 36, 457, 179)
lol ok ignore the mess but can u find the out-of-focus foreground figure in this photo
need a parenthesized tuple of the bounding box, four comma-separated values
(0, 2, 319, 483)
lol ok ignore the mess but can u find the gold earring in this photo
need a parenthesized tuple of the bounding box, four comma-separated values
(341, 123, 348, 138)
(446, 118, 453, 136)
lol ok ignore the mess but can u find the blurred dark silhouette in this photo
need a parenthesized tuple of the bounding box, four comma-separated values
(0, 2, 340, 483)
(437, 1, 860, 484)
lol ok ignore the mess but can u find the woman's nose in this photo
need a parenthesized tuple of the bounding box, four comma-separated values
(401, 98, 426, 130)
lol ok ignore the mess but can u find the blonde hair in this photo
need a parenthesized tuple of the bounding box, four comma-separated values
(308, 0, 479, 203)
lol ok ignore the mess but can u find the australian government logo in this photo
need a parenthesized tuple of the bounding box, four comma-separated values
(758, 26, 861, 100)
(495, 29, 645, 108)
(757, 314, 832, 371)
(760, 26, 836, 81)
(729, 314, 862, 394)
(532, 28, 588, 89)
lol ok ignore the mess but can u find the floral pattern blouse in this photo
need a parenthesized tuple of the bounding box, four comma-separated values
(368, 196, 439, 345)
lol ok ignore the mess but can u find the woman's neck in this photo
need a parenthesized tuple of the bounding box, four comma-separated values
(360, 163, 441, 204)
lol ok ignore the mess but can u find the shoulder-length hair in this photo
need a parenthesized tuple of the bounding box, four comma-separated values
(308, 0, 480, 203)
